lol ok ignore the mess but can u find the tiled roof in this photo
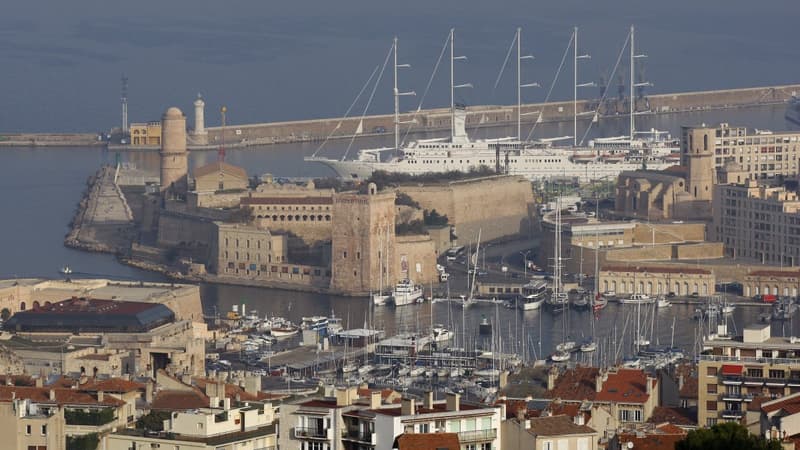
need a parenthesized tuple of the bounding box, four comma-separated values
(647, 407, 697, 427)
(495, 398, 529, 419)
(80, 378, 144, 393)
(616, 424, 687, 450)
(0, 386, 124, 407)
(0, 375, 34, 386)
(595, 369, 653, 404)
(763, 394, 800, 414)
(194, 378, 267, 402)
(527, 415, 596, 436)
(397, 433, 460, 450)
(151, 389, 209, 411)
(357, 387, 397, 400)
(546, 367, 600, 402)
(747, 270, 800, 278)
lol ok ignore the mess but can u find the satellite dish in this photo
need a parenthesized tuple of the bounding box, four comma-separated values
(627, 442, 634, 449)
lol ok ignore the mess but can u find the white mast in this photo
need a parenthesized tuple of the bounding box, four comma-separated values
(393, 37, 416, 152)
(629, 25, 651, 142)
(449, 29, 471, 141)
(573, 27, 593, 147)
(516, 28, 538, 141)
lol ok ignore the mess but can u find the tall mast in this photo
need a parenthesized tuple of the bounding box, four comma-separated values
(629, 25, 650, 142)
(516, 28, 538, 141)
(573, 27, 593, 147)
(392, 37, 415, 154)
(450, 29, 455, 140)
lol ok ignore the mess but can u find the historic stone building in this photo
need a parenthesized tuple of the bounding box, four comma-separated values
(159, 107, 189, 195)
(129, 121, 161, 146)
(193, 161, 248, 193)
(600, 265, 715, 297)
(212, 222, 287, 276)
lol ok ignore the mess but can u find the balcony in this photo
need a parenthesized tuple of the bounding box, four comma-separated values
(458, 429, 497, 443)
(743, 376, 767, 386)
(720, 393, 754, 402)
(720, 409, 745, 419)
(342, 430, 376, 445)
(722, 375, 743, 385)
(293, 427, 329, 440)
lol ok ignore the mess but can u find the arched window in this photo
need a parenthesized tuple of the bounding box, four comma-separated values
(19, 301, 26, 311)
(325, 215, 331, 221)
(32, 301, 40, 309)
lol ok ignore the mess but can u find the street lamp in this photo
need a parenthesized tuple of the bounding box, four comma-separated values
(520, 250, 532, 277)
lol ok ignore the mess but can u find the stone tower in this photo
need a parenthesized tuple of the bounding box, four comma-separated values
(192, 94, 208, 145)
(682, 125, 715, 202)
(330, 183, 396, 294)
(160, 106, 188, 193)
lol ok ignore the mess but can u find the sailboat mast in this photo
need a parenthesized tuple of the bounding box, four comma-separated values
(394, 37, 400, 152)
(517, 28, 522, 141)
(573, 27, 578, 147)
(450, 29, 455, 140)
(629, 25, 635, 143)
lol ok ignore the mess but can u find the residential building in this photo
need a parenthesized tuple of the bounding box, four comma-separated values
(610, 423, 687, 450)
(698, 322, 800, 427)
(760, 393, 800, 442)
(396, 433, 461, 450)
(546, 366, 660, 433)
(107, 399, 277, 450)
(712, 179, 800, 266)
(501, 414, 597, 450)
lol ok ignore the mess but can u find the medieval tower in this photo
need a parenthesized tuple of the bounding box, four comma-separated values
(682, 125, 716, 202)
(160, 106, 189, 194)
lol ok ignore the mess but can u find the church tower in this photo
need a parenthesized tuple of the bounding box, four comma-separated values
(682, 125, 715, 202)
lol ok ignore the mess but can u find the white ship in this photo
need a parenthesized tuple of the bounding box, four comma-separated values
(307, 28, 676, 183)
(392, 279, 423, 306)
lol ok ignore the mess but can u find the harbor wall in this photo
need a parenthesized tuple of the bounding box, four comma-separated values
(192, 84, 800, 150)
(396, 175, 536, 243)
(394, 234, 439, 287)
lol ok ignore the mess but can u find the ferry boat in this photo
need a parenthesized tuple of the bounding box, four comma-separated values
(619, 293, 654, 305)
(520, 280, 548, 310)
(392, 279, 423, 306)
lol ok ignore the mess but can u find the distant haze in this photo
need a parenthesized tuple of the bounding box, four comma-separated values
(1, 0, 798, 132)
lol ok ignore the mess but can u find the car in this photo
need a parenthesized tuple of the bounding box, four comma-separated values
(689, 292, 699, 298)
(446, 255, 457, 262)
(477, 270, 488, 277)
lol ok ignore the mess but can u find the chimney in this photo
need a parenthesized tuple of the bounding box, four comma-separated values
(516, 406, 527, 422)
(595, 373, 604, 393)
(547, 366, 559, 391)
(370, 391, 382, 409)
(499, 371, 509, 389)
(145, 381, 154, 404)
(424, 391, 435, 409)
(205, 381, 219, 398)
(35, 378, 43, 388)
(244, 375, 261, 395)
(446, 392, 460, 411)
(98, 391, 104, 402)
(223, 397, 231, 411)
(401, 397, 416, 416)
(210, 396, 219, 408)
(574, 414, 585, 426)
(49, 389, 56, 401)
(678, 374, 685, 391)
(646, 376, 653, 396)
(335, 387, 355, 407)
(181, 374, 192, 385)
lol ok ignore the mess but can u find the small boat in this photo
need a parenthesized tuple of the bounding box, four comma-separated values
(580, 340, 597, 353)
(270, 323, 300, 338)
(358, 364, 375, 376)
(635, 336, 650, 347)
(372, 293, 391, 306)
(450, 368, 462, 378)
(721, 304, 735, 315)
(474, 368, 500, 377)
(342, 362, 358, 373)
(556, 341, 577, 352)
(397, 366, 410, 377)
(656, 296, 671, 308)
(619, 294, 654, 305)
(478, 316, 492, 336)
(592, 294, 609, 311)
(392, 279, 424, 306)
(424, 369, 435, 378)
(571, 292, 590, 309)
(59, 266, 72, 275)
(437, 368, 448, 377)
(431, 324, 454, 342)
(409, 367, 425, 377)
(550, 350, 571, 362)
(520, 294, 546, 310)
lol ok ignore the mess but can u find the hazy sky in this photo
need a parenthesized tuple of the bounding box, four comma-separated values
(2, 0, 798, 132)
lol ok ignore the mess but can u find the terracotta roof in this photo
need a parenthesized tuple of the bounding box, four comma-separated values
(647, 407, 697, 427)
(241, 196, 333, 205)
(603, 265, 712, 275)
(495, 398, 529, 419)
(296, 399, 343, 409)
(396, 433, 460, 450)
(763, 394, 800, 414)
(747, 270, 800, 278)
(79, 378, 144, 393)
(678, 366, 698, 399)
(617, 424, 687, 450)
(193, 161, 248, 180)
(662, 165, 688, 175)
(357, 387, 397, 400)
(0, 375, 34, 386)
(546, 367, 600, 402)
(595, 369, 654, 404)
(151, 389, 209, 411)
(527, 415, 596, 436)
(0, 386, 124, 407)
(195, 378, 268, 402)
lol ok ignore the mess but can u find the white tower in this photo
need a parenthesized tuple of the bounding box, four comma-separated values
(192, 94, 208, 145)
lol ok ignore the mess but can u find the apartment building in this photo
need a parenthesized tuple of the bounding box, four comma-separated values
(501, 414, 598, 450)
(698, 323, 800, 427)
(107, 399, 277, 450)
(712, 179, 800, 266)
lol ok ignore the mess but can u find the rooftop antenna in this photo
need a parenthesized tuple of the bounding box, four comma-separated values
(121, 74, 129, 135)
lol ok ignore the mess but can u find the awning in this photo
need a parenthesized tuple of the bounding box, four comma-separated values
(721, 364, 743, 375)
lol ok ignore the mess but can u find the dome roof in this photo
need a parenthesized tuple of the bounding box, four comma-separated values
(163, 106, 184, 119)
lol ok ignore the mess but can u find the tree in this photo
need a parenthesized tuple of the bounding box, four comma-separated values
(136, 410, 171, 431)
(423, 209, 449, 226)
(0, 308, 10, 320)
(676, 422, 782, 450)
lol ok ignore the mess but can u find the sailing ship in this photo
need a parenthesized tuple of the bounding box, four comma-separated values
(305, 28, 675, 183)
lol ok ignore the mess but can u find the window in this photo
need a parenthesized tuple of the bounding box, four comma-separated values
(435, 420, 446, 432)
(542, 441, 553, 450)
(466, 445, 476, 450)
(419, 423, 429, 433)
(481, 444, 491, 450)
(26, 425, 31, 435)
(707, 384, 718, 394)
(41, 424, 46, 435)
(707, 367, 718, 376)
(707, 400, 718, 411)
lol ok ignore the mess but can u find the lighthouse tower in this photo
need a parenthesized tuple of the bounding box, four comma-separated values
(160, 107, 188, 194)
(192, 94, 208, 145)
